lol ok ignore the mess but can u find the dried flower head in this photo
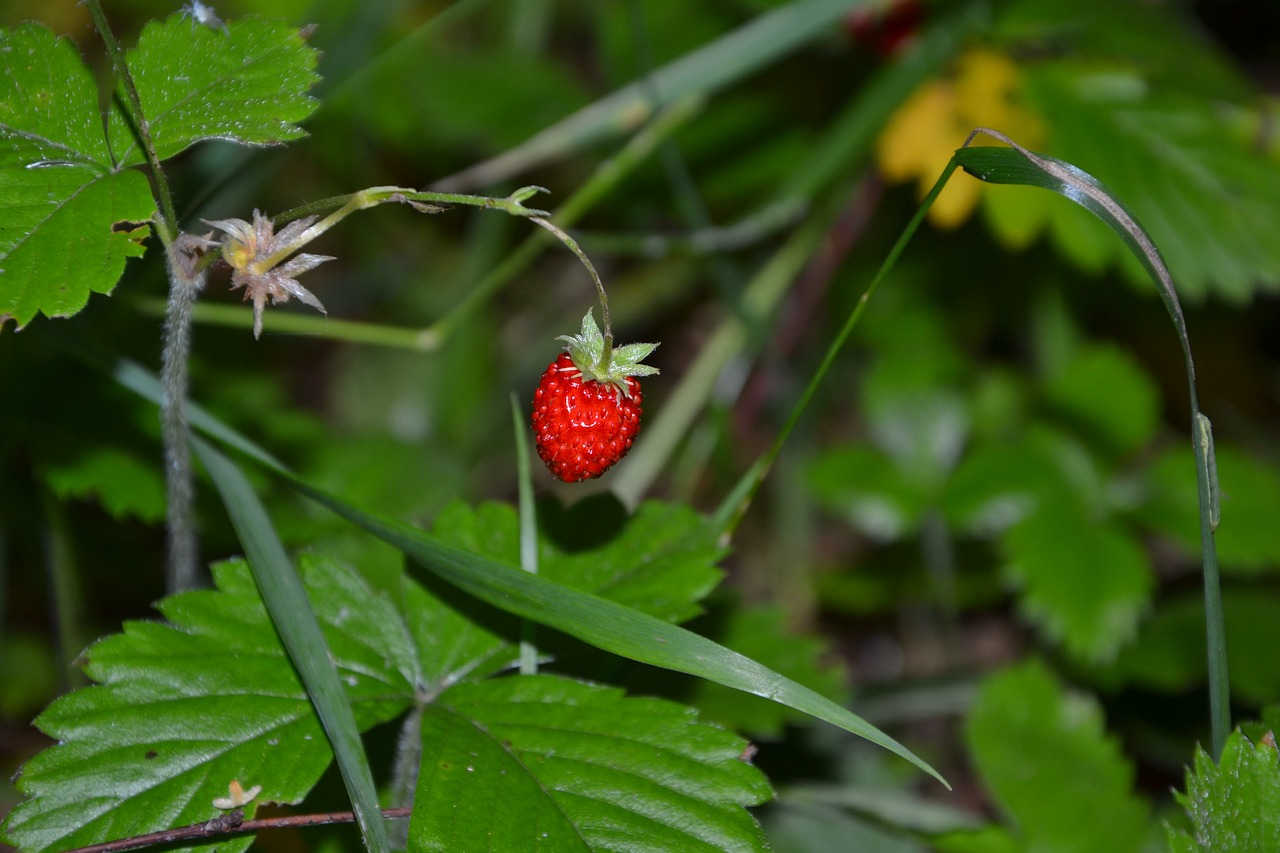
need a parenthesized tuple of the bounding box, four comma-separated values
(203, 210, 333, 338)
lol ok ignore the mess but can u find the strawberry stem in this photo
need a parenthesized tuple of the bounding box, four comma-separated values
(530, 218, 613, 354)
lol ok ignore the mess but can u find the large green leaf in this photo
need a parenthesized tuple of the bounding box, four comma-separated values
(412, 675, 771, 851)
(107, 14, 320, 166)
(0, 556, 413, 853)
(965, 661, 1148, 853)
(1167, 730, 1280, 852)
(0, 24, 155, 329)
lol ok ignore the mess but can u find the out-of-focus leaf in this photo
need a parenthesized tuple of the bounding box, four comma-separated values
(42, 447, 166, 523)
(1004, 500, 1153, 664)
(940, 440, 1059, 536)
(1167, 730, 1280, 852)
(107, 15, 320, 166)
(0, 633, 59, 720)
(764, 799, 930, 853)
(411, 675, 771, 852)
(1041, 344, 1160, 458)
(808, 445, 925, 541)
(930, 825, 1019, 853)
(0, 24, 155, 329)
(1135, 444, 1280, 575)
(1014, 64, 1280, 301)
(965, 661, 1148, 853)
(1112, 589, 1280, 708)
(0, 557, 413, 853)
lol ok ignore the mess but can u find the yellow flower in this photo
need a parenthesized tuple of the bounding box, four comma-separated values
(876, 49, 1044, 229)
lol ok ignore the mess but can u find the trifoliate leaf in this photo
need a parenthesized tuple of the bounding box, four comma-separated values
(1167, 731, 1280, 852)
(1003, 499, 1153, 664)
(411, 675, 771, 852)
(0, 24, 155, 330)
(107, 15, 320, 166)
(965, 661, 1148, 853)
(0, 556, 414, 853)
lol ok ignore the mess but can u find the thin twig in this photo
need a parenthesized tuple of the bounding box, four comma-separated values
(64, 807, 414, 853)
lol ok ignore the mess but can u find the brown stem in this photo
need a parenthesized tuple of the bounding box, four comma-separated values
(63, 807, 414, 853)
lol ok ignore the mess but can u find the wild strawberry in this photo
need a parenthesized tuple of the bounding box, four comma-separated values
(531, 311, 658, 483)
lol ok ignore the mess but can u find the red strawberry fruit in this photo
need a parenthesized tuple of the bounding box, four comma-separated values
(532, 311, 658, 482)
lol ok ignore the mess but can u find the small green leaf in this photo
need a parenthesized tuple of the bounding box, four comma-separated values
(0, 556, 412, 853)
(42, 447, 167, 523)
(965, 661, 1148, 853)
(107, 15, 321, 166)
(411, 675, 771, 852)
(808, 445, 927, 541)
(1041, 344, 1160, 457)
(0, 24, 155, 329)
(1167, 731, 1280, 852)
(1004, 500, 1153, 664)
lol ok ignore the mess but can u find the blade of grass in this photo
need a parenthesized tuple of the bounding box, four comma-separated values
(192, 437, 390, 853)
(431, 0, 874, 191)
(114, 359, 948, 788)
(511, 394, 539, 675)
(952, 131, 1227, 757)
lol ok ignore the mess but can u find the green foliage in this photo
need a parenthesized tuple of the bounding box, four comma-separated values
(0, 14, 320, 329)
(4, 0, 1280, 850)
(963, 661, 1149, 853)
(412, 676, 771, 852)
(0, 24, 154, 329)
(1167, 730, 1280, 852)
(3, 556, 412, 853)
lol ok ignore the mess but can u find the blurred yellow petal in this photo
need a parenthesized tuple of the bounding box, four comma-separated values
(924, 170, 982, 229)
(877, 82, 956, 181)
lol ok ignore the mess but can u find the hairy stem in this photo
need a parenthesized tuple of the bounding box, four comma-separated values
(161, 236, 213, 591)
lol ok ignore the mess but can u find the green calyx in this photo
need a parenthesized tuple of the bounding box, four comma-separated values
(558, 310, 659, 398)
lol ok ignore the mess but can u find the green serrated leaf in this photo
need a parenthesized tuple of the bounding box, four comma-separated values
(42, 447, 167, 523)
(1041, 344, 1160, 457)
(405, 499, 726, 691)
(0, 24, 154, 329)
(1167, 730, 1280, 852)
(808, 445, 926, 542)
(1004, 500, 1153, 664)
(412, 675, 771, 852)
(107, 15, 320, 166)
(965, 661, 1148, 853)
(0, 556, 413, 853)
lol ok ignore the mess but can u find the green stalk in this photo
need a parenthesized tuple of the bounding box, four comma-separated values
(712, 162, 958, 533)
(511, 396, 540, 675)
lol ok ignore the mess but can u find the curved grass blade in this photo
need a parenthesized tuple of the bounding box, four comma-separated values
(953, 129, 1228, 757)
(270, 466, 947, 789)
(193, 437, 390, 853)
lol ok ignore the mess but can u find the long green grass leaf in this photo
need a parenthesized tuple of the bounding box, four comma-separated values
(953, 131, 1227, 757)
(193, 438, 390, 853)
